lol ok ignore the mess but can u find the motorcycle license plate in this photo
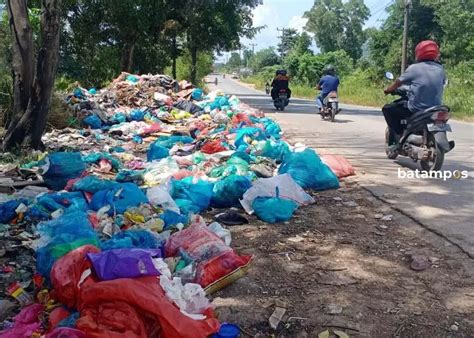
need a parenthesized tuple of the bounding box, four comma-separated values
(427, 123, 451, 132)
(327, 98, 337, 102)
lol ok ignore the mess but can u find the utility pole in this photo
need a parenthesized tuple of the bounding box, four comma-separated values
(401, 0, 412, 73)
(277, 28, 286, 60)
(248, 43, 257, 68)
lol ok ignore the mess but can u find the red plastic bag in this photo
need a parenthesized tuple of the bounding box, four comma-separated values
(321, 154, 355, 178)
(201, 140, 226, 154)
(76, 277, 219, 338)
(50, 245, 100, 309)
(48, 307, 70, 329)
(232, 113, 252, 126)
(165, 220, 249, 287)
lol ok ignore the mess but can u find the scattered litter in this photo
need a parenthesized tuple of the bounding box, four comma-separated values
(410, 255, 431, 271)
(342, 201, 359, 207)
(269, 300, 287, 330)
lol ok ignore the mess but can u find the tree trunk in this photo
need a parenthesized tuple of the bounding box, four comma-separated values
(190, 45, 198, 84)
(3, 0, 62, 151)
(120, 43, 135, 72)
(5, 0, 34, 124)
(172, 36, 177, 79)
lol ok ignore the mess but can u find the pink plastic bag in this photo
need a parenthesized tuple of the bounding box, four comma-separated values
(321, 154, 355, 178)
(0, 303, 43, 338)
(46, 328, 87, 338)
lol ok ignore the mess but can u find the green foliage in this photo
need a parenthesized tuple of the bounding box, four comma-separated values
(227, 52, 242, 70)
(304, 0, 370, 61)
(171, 51, 214, 84)
(248, 48, 279, 71)
(277, 28, 299, 58)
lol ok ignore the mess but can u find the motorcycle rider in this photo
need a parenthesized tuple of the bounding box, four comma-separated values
(271, 70, 291, 100)
(383, 40, 445, 151)
(316, 65, 340, 113)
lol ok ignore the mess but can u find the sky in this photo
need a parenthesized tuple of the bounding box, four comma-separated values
(217, 0, 393, 62)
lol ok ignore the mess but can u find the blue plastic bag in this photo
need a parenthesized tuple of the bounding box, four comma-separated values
(211, 175, 252, 208)
(100, 230, 162, 251)
(126, 74, 139, 83)
(90, 183, 148, 215)
(43, 152, 86, 191)
(171, 177, 214, 214)
(0, 199, 28, 223)
(35, 211, 99, 279)
(110, 112, 127, 124)
(83, 115, 102, 129)
(160, 210, 188, 229)
(278, 149, 339, 190)
(153, 135, 194, 149)
(261, 140, 291, 162)
(82, 152, 122, 170)
(129, 109, 145, 121)
(36, 192, 87, 212)
(234, 127, 265, 148)
(73, 176, 119, 194)
(191, 88, 204, 101)
(252, 188, 298, 223)
(147, 142, 169, 161)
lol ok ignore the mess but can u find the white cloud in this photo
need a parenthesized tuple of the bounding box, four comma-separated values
(288, 16, 308, 33)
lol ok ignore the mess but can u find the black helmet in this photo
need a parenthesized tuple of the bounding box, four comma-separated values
(324, 64, 335, 75)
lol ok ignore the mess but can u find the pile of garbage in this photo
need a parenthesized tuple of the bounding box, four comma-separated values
(0, 72, 354, 337)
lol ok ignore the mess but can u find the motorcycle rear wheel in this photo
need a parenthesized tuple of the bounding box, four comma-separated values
(385, 127, 399, 160)
(420, 135, 444, 171)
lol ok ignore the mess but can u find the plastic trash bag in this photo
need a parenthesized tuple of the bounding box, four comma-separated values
(240, 174, 315, 214)
(165, 220, 249, 287)
(46, 328, 86, 338)
(35, 211, 99, 279)
(208, 222, 231, 245)
(50, 245, 100, 308)
(260, 139, 291, 162)
(160, 276, 210, 320)
(100, 229, 162, 251)
(321, 154, 356, 178)
(36, 192, 88, 213)
(88, 248, 162, 281)
(252, 188, 298, 223)
(0, 303, 43, 338)
(201, 140, 226, 154)
(278, 149, 339, 190)
(76, 276, 219, 338)
(160, 210, 188, 229)
(72, 176, 118, 194)
(211, 175, 251, 208)
(191, 88, 204, 101)
(90, 183, 148, 215)
(146, 185, 179, 213)
(43, 152, 86, 191)
(82, 152, 121, 170)
(147, 142, 170, 161)
(0, 199, 28, 223)
(171, 177, 213, 214)
(234, 127, 265, 148)
(129, 109, 145, 121)
(144, 157, 180, 186)
(154, 135, 194, 149)
(83, 115, 102, 129)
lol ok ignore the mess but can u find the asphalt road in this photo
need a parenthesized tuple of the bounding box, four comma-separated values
(208, 74, 474, 258)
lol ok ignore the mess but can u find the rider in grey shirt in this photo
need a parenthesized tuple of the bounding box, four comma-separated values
(399, 61, 446, 112)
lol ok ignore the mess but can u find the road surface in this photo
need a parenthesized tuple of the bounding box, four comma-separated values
(209, 74, 474, 257)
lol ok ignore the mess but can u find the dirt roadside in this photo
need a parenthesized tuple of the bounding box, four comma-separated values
(214, 177, 474, 337)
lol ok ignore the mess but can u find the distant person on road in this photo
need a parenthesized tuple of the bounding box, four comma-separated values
(383, 40, 445, 149)
(316, 65, 340, 112)
(271, 70, 291, 100)
(214, 77, 218, 85)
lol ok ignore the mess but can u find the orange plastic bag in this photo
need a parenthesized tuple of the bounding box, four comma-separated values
(76, 277, 219, 338)
(201, 140, 226, 154)
(50, 245, 100, 308)
(321, 154, 355, 178)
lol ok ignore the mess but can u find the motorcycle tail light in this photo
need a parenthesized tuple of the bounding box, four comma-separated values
(431, 111, 450, 121)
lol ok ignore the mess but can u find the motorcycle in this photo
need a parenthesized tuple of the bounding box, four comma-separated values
(384, 72, 455, 171)
(273, 89, 289, 111)
(319, 91, 339, 122)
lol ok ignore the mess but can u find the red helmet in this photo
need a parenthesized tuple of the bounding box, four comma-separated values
(415, 40, 440, 62)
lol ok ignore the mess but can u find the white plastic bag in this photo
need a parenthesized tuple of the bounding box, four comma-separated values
(207, 222, 231, 246)
(146, 185, 180, 213)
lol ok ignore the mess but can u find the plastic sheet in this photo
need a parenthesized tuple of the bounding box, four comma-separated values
(278, 149, 339, 190)
(211, 175, 251, 208)
(76, 277, 219, 338)
(240, 174, 315, 214)
(147, 142, 170, 161)
(88, 248, 162, 280)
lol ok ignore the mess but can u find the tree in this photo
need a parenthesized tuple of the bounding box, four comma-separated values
(227, 52, 242, 69)
(304, 0, 370, 61)
(292, 32, 313, 56)
(277, 28, 298, 58)
(249, 48, 279, 71)
(180, 0, 261, 83)
(3, 0, 61, 151)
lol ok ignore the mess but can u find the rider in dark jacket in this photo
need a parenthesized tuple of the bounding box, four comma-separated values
(271, 70, 291, 100)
